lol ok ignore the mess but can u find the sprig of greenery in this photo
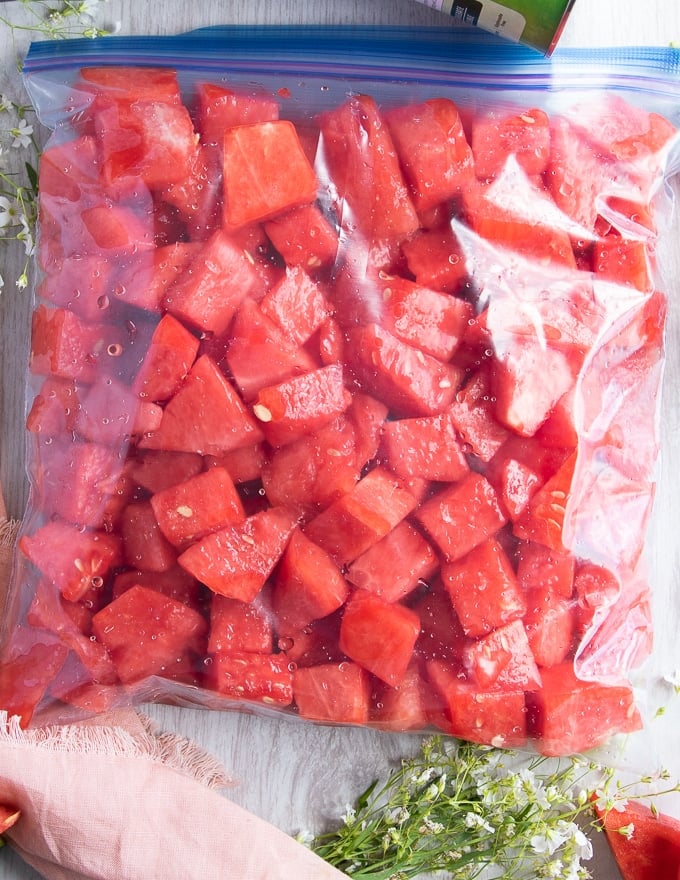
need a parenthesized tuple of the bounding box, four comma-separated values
(309, 736, 680, 880)
(1, 0, 112, 66)
(0, 95, 39, 291)
(0, 0, 114, 292)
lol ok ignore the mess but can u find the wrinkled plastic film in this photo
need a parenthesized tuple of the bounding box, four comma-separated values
(2, 27, 679, 757)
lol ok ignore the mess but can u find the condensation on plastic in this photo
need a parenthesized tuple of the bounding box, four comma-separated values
(3, 26, 680, 755)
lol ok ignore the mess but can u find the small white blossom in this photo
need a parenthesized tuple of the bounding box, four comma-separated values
(532, 819, 593, 865)
(663, 669, 680, 693)
(617, 822, 635, 840)
(341, 804, 357, 826)
(424, 774, 446, 802)
(563, 861, 582, 880)
(0, 195, 16, 228)
(383, 826, 402, 847)
(502, 816, 517, 840)
(464, 811, 495, 835)
(593, 789, 627, 813)
(294, 829, 314, 848)
(530, 825, 569, 856)
(11, 119, 33, 149)
(19, 215, 35, 255)
(420, 816, 445, 834)
(470, 749, 506, 780)
(510, 767, 552, 810)
(387, 807, 410, 826)
(77, 0, 103, 15)
(479, 780, 504, 807)
(570, 826, 594, 860)
(545, 784, 565, 805)
(412, 766, 436, 786)
(0, 272, 4, 291)
(517, 767, 536, 786)
(575, 788, 590, 807)
(0, 94, 13, 113)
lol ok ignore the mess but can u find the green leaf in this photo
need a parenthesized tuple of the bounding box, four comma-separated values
(355, 779, 379, 812)
(25, 161, 38, 194)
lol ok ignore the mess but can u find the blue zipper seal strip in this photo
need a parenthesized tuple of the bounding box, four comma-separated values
(23, 25, 680, 92)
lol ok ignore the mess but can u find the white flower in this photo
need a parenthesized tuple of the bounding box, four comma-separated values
(412, 766, 436, 786)
(663, 670, 680, 692)
(471, 749, 505, 780)
(572, 826, 594, 860)
(533, 820, 593, 865)
(0, 94, 13, 113)
(387, 806, 410, 826)
(424, 774, 446, 802)
(19, 215, 35, 255)
(562, 860, 583, 880)
(0, 195, 16, 228)
(510, 767, 551, 810)
(77, 0, 103, 15)
(479, 779, 504, 807)
(11, 119, 33, 149)
(543, 859, 565, 878)
(617, 822, 635, 840)
(502, 816, 517, 840)
(0, 144, 7, 171)
(383, 826, 402, 847)
(593, 789, 627, 813)
(530, 825, 569, 856)
(0, 272, 4, 291)
(341, 804, 357, 826)
(21, 229, 34, 255)
(294, 829, 314, 848)
(575, 787, 590, 807)
(420, 817, 445, 834)
(517, 767, 536, 786)
(545, 784, 565, 805)
(464, 811, 495, 835)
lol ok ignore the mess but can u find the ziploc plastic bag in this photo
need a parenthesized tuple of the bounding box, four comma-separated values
(3, 26, 680, 756)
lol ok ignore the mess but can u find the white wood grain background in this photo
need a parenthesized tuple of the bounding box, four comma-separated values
(2, 1, 680, 878)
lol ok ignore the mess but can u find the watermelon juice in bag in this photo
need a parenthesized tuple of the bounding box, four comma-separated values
(1, 26, 679, 757)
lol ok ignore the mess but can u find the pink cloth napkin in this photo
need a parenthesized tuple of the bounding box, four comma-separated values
(0, 708, 347, 880)
(0, 491, 347, 880)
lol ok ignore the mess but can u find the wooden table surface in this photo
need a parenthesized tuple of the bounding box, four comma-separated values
(2, 1, 680, 878)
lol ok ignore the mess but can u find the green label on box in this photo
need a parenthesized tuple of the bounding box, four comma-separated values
(420, 0, 576, 54)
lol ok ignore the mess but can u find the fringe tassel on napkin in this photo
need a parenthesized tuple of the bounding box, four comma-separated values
(0, 706, 349, 880)
(0, 505, 20, 603)
(0, 710, 232, 790)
